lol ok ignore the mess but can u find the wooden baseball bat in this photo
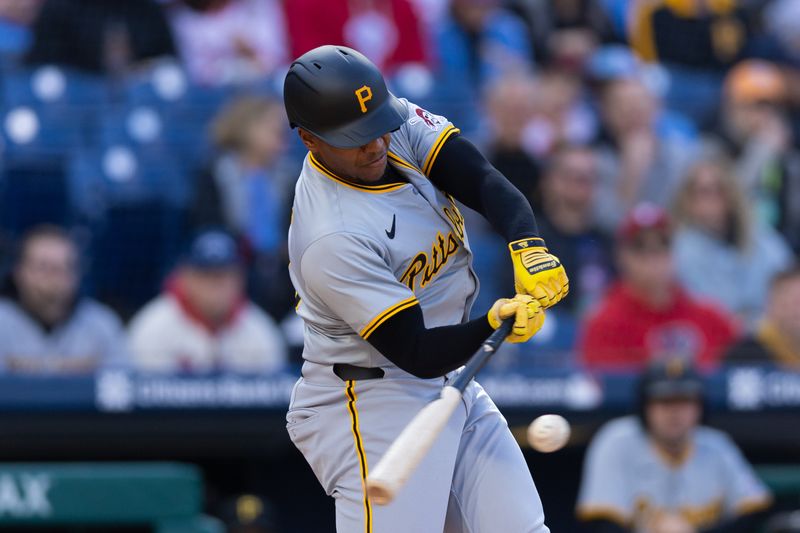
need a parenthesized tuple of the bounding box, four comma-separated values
(365, 318, 514, 505)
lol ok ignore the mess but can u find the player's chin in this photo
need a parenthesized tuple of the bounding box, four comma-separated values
(360, 158, 388, 182)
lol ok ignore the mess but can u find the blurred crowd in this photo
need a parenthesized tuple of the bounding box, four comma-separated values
(0, 0, 798, 377)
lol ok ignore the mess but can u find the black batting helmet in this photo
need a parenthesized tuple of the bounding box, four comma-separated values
(636, 357, 705, 428)
(283, 45, 408, 148)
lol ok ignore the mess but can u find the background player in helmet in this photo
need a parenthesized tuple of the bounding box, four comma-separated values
(284, 45, 568, 532)
(576, 357, 772, 533)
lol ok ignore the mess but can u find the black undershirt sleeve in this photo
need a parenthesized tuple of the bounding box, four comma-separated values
(428, 134, 539, 241)
(366, 303, 493, 379)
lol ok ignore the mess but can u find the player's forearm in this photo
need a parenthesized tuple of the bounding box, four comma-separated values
(366, 303, 493, 378)
(429, 135, 539, 241)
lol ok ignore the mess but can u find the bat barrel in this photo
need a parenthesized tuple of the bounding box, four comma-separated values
(365, 318, 514, 505)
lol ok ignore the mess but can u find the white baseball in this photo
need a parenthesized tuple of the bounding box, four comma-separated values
(527, 414, 570, 453)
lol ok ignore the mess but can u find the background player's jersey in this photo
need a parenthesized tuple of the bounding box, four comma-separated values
(288, 99, 478, 368)
(576, 416, 771, 531)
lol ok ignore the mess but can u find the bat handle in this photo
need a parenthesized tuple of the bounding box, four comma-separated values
(450, 317, 514, 392)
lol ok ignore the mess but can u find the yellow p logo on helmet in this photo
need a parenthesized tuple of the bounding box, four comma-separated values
(355, 85, 373, 113)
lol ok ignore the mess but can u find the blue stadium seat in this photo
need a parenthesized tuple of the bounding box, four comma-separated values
(91, 104, 212, 172)
(0, 65, 109, 108)
(123, 61, 231, 116)
(68, 146, 191, 317)
(68, 145, 191, 220)
(87, 199, 186, 318)
(94, 105, 170, 149)
(0, 105, 85, 158)
(0, 158, 72, 236)
(0, 104, 81, 236)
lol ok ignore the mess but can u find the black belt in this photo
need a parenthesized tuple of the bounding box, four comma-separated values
(333, 363, 385, 381)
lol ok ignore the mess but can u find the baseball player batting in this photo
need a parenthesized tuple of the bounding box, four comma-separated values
(283, 45, 568, 533)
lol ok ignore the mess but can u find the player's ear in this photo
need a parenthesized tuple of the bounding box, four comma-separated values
(297, 128, 318, 151)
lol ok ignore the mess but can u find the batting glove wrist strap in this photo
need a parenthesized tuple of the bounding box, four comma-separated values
(508, 237, 548, 253)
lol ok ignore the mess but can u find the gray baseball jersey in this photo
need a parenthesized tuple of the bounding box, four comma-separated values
(287, 99, 550, 532)
(289, 98, 477, 368)
(577, 416, 771, 531)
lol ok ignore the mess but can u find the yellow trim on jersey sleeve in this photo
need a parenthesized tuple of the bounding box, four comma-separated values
(309, 153, 407, 194)
(576, 505, 630, 527)
(387, 151, 420, 173)
(422, 125, 460, 176)
(359, 296, 419, 339)
(734, 495, 772, 516)
(345, 380, 373, 533)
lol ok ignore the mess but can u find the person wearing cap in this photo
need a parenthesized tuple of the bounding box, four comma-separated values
(580, 203, 738, 371)
(128, 229, 286, 374)
(576, 357, 772, 532)
(712, 59, 800, 254)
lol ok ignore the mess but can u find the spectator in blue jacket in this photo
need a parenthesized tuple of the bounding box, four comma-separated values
(433, 0, 532, 135)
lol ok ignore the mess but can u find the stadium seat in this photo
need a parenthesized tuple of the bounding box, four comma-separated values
(68, 145, 191, 217)
(0, 105, 86, 158)
(0, 158, 72, 236)
(124, 61, 231, 116)
(92, 103, 212, 172)
(68, 145, 190, 317)
(88, 199, 186, 318)
(0, 64, 109, 108)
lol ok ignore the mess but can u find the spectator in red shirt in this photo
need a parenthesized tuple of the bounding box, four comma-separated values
(580, 203, 738, 371)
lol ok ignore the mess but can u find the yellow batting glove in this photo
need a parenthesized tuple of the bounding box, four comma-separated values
(487, 294, 545, 343)
(508, 237, 569, 309)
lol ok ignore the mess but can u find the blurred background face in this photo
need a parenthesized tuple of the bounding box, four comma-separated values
(618, 231, 674, 292)
(487, 76, 538, 149)
(541, 148, 597, 215)
(180, 268, 243, 324)
(646, 398, 701, 447)
(451, 0, 499, 31)
(547, 28, 597, 72)
(769, 276, 800, 340)
(0, 0, 43, 24)
(683, 163, 730, 234)
(725, 101, 782, 140)
(601, 79, 657, 135)
(242, 105, 286, 168)
(14, 235, 78, 324)
(535, 72, 581, 126)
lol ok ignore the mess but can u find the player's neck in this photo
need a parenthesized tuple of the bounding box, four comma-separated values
(312, 151, 389, 186)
